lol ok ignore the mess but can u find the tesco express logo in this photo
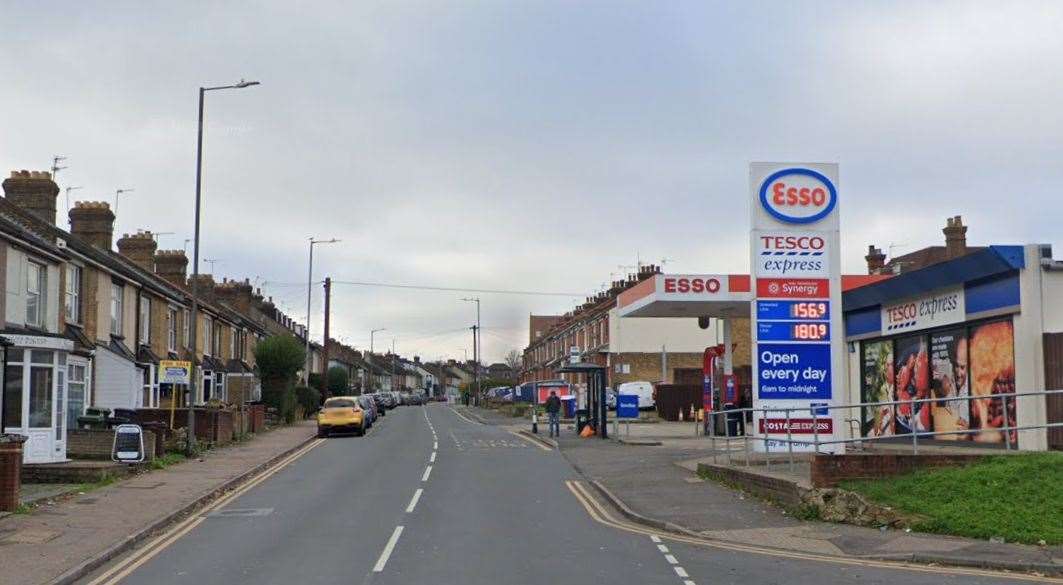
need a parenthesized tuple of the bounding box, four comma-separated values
(759, 168, 837, 224)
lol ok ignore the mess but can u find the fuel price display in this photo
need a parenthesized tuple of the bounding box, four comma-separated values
(756, 300, 830, 321)
(757, 321, 831, 342)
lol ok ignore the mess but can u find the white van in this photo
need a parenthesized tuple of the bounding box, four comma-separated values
(617, 381, 655, 410)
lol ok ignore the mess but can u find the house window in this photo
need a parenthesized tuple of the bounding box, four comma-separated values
(26, 261, 46, 327)
(168, 308, 178, 352)
(141, 365, 158, 408)
(229, 327, 236, 359)
(182, 308, 190, 348)
(110, 282, 124, 336)
(213, 323, 222, 358)
(67, 363, 87, 430)
(203, 316, 213, 355)
(65, 265, 82, 324)
(139, 296, 151, 344)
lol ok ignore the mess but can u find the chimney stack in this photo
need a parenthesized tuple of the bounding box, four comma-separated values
(116, 231, 157, 271)
(69, 201, 115, 249)
(943, 215, 968, 260)
(865, 245, 887, 274)
(153, 250, 188, 287)
(215, 279, 254, 314)
(3, 170, 59, 225)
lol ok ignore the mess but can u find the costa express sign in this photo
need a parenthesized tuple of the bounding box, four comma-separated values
(759, 168, 837, 224)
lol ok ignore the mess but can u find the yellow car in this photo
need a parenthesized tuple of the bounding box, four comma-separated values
(317, 397, 366, 437)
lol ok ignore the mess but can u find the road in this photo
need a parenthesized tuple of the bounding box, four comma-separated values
(78, 404, 1055, 585)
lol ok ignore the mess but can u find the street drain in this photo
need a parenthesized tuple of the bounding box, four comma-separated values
(205, 508, 274, 518)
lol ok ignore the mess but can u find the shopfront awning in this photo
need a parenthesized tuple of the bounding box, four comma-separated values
(618, 273, 891, 318)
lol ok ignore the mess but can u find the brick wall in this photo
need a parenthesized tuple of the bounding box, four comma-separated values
(611, 352, 706, 385)
(68, 429, 157, 461)
(697, 462, 804, 508)
(0, 441, 24, 512)
(810, 453, 989, 488)
(133, 408, 235, 446)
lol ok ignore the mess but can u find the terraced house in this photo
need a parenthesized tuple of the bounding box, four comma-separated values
(0, 170, 275, 463)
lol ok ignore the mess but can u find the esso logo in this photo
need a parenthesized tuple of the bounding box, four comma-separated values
(759, 168, 837, 224)
(663, 277, 721, 294)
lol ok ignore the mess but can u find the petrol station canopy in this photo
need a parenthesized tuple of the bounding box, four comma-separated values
(617, 273, 890, 319)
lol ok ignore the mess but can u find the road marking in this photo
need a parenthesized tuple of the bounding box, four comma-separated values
(449, 407, 483, 425)
(684, 581, 696, 585)
(422, 465, 433, 481)
(86, 438, 326, 585)
(406, 488, 424, 513)
(657, 544, 669, 553)
(373, 526, 404, 572)
(433, 441, 438, 450)
(564, 481, 1060, 583)
(430, 451, 436, 463)
(509, 430, 552, 451)
(664, 554, 678, 565)
(674, 567, 689, 578)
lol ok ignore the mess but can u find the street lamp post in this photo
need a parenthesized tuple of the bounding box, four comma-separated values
(461, 297, 481, 406)
(304, 238, 340, 384)
(187, 78, 259, 456)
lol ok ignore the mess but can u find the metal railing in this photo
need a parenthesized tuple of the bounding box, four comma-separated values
(705, 388, 1063, 474)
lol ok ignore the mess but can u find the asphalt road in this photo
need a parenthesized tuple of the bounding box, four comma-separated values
(77, 404, 1054, 585)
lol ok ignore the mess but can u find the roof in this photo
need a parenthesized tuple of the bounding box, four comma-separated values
(843, 245, 1026, 312)
(886, 245, 986, 273)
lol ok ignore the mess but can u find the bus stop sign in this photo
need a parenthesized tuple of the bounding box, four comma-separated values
(617, 395, 639, 419)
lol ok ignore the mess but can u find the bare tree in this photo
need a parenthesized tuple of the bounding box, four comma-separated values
(504, 349, 523, 370)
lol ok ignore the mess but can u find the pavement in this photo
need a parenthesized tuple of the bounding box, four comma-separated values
(4, 403, 1058, 585)
(0, 421, 317, 585)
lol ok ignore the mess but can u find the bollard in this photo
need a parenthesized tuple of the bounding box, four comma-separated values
(531, 408, 539, 435)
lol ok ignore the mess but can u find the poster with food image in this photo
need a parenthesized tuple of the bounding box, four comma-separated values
(894, 335, 931, 435)
(861, 340, 894, 438)
(969, 320, 1016, 445)
(930, 329, 970, 440)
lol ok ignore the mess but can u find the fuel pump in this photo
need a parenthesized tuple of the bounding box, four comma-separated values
(702, 344, 725, 435)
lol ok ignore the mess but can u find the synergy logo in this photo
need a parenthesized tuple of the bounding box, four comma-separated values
(759, 168, 837, 224)
(755, 232, 829, 277)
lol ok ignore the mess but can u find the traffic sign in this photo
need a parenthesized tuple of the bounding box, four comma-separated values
(617, 395, 639, 419)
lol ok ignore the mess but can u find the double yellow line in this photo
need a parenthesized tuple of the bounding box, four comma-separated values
(85, 438, 326, 585)
(509, 430, 553, 451)
(564, 480, 1062, 583)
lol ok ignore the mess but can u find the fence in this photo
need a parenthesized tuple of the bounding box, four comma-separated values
(706, 388, 1063, 473)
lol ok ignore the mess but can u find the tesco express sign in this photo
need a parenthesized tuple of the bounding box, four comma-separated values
(759, 168, 837, 224)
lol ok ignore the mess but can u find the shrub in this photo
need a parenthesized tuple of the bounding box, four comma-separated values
(295, 385, 322, 418)
(254, 336, 306, 424)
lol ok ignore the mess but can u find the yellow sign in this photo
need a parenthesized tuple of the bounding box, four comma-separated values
(159, 360, 192, 385)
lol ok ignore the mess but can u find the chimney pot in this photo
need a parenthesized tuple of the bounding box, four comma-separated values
(3, 169, 60, 225)
(69, 201, 116, 248)
(943, 215, 968, 260)
(865, 245, 887, 274)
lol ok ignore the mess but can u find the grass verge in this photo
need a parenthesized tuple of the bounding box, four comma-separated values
(840, 452, 1063, 545)
(151, 452, 187, 470)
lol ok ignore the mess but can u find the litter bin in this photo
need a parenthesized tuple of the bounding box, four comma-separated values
(575, 408, 590, 433)
(723, 404, 744, 436)
(78, 407, 111, 429)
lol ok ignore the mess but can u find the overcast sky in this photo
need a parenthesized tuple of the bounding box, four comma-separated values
(3, 1, 1062, 363)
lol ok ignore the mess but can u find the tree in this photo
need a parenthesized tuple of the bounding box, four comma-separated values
(504, 349, 523, 370)
(254, 335, 306, 423)
(327, 366, 349, 394)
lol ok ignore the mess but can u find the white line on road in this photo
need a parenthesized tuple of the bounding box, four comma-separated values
(430, 451, 437, 463)
(373, 526, 404, 572)
(406, 488, 424, 513)
(674, 567, 689, 578)
(664, 554, 678, 565)
(433, 441, 438, 450)
(421, 465, 433, 481)
(657, 544, 669, 553)
(650, 535, 661, 543)
(684, 581, 696, 585)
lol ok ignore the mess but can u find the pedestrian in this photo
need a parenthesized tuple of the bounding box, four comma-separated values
(545, 390, 562, 438)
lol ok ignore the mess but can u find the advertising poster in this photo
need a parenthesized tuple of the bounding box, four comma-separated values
(930, 329, 970, 440)
(894, 335, 931, 435)
(969, 320, 1016, 445)
(861, 340, 894, 438)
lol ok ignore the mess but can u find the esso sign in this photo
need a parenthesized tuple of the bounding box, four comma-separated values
(759, 168, 837, 224)
(663, 277, 721, 294)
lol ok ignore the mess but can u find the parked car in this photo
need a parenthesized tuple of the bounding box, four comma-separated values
(617, 381, 655, 410)
(316, 397, 366, 437)
(366, 393, 388, 414)
(358, 395, 378, 427)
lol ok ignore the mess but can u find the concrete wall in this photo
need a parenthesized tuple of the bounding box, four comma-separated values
(1042, 265, 1063, 333)
(1013, 244, 1048, 450)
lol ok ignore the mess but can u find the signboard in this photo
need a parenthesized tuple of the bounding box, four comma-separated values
(880, 285, 965, 335)
(723, 374, 737, 404)
(617, 394, 639, 419)
(750, 163, 843, 454)
(112, 424, 145, 463)
(159, 360, 192, 385)
(1, 334, 74, 351)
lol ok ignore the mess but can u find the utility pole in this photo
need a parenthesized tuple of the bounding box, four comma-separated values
(470, 324, 480, 406)
(321, 277, 331, 397)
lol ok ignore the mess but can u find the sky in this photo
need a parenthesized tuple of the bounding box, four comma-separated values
(3, 1, 1062, 363)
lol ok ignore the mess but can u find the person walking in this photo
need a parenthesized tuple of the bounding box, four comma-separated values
(545, 390, 562, 438)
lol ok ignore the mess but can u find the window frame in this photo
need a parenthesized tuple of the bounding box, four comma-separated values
(110, 282, 124, 336)
(139, 295, 151, 344)
(65, 264, 82, 325)
(26, 260, 46, 327)
(203, 315, 213, 356)
(167, 307, 178, 352)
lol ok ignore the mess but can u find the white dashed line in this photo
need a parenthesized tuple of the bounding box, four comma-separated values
(406, 488, 423, 513)
(421, 465, 433, 482)
(657, 544, 669, 553)
(430, 451, 437, 463)
(650, 535, 661, 543)
(684, 581, 696, 585)
(649, 535, 694, 584)
(433, 441, 438, 450)
(373, 526, 404, 572)
(674, 567, 689, 578)
(664, 555, 678, 565)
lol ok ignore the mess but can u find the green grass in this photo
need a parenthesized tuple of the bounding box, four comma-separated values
(150, 452, 187, 470)
(840, 453, 1063, 545)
